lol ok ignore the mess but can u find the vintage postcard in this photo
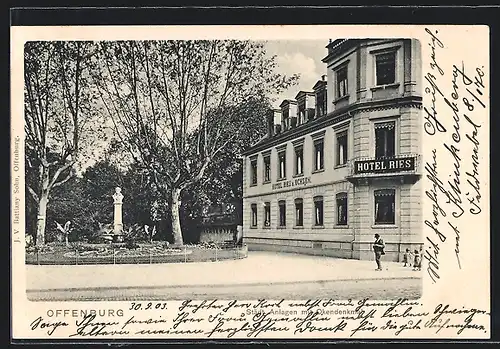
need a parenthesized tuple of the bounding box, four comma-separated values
(11, 24, 490, 340)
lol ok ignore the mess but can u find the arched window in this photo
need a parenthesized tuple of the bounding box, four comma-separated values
(336, 192, 348, 225)
(294, 198, 303, 227)
(250, 158, 258, 185)
(250, 203, 257, 227)
(263, 155, 271, 183)
(375, 121, 396, 158)
(294, 145, 303, 175)
(264, 202, 271, 227)
(336, 130, 348, 166)
(374, 189, 396, 224)
(278, 200, 286, 227)
(314, 139, 324, 171)
(278, 150, 286, 179)
(313, 196, 324, 226)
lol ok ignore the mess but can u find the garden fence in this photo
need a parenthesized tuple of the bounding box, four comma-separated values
(26, 244, 248, 265)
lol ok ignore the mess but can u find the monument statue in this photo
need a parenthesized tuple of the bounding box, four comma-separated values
(113, 187, 124, 234)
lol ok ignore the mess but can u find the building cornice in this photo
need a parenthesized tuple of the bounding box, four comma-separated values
(242, 95, 422, 156)
(322, 39, 403, 66)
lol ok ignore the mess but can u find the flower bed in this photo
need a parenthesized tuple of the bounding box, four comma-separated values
(25, 242, 247, 265)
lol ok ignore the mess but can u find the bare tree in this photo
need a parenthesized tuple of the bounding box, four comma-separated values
(24, 41, 95, 245)
(94, 40, 297, 245)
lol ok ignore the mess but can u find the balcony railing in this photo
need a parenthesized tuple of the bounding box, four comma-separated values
(346, 153, 421, 181)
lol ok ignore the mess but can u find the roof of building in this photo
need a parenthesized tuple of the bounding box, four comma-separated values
(279, 99, 297, 108)
(322, 39, 364, 63)
(294, 90, 315, 100)
(312, 80, 327, 90)
(243, 95, 422, 156)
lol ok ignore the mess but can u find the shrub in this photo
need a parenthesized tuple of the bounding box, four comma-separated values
(125, 240, 140, 250)
(29, 244, 55, 254)
(123, 223, 145, 242)
(69, 242, 100, 252)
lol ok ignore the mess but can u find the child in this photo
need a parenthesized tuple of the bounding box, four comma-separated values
(402, 248, 411, 267)
(413, 249, 421, 271)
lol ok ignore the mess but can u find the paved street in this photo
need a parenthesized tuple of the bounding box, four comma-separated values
(26, 251, 422, 301)
(28, 278, 421, 301)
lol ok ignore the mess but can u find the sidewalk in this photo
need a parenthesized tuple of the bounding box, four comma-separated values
(26, 251, 421, 292)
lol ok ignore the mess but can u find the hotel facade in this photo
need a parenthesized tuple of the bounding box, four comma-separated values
(242, 39, 423, 261)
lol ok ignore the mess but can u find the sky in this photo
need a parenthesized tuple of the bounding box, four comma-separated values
(75, 40, 331, 173)
(263, 40, 329, 106)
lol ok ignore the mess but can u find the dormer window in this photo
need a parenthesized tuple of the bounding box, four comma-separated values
(298, 110, 305, 125)
(336, 66, 348, 98)
(315, 86, 327, 117)
(281, 109, 289, 131)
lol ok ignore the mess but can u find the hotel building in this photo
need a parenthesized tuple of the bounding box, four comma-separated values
(242, 38, 423, 261)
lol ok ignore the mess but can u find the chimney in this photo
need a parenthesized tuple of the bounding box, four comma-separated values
(321, 74, 326, 81)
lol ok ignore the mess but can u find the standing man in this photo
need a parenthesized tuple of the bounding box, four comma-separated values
(373, 233, 385, 271)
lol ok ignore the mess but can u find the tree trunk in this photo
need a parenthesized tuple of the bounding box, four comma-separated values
(35, 167, 51, 246)
(36, 192, 49, 246)
(171, 188, 184, 245)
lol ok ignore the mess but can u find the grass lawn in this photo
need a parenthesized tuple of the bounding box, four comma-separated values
(25, 241, 247, 265)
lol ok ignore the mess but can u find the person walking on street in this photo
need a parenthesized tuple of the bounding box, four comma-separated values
(373, 233, 385, 271)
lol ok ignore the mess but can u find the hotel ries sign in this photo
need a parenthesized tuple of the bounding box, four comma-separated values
(272, 176, 312, 190)
(354, 157, 415, 174)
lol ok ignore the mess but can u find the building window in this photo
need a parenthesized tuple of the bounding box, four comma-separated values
(264, 202, 271, 227)
(374, 189, 396, 225)
(316, 90, 327, 117)
(278, 200, 286, 227)
(295, 198, 303, 227)
(298, 99, 306, 125)
(375, 121, 396, 158)
(336, 66, 348, 98)
(278, 150, 286, 179)
(376, 52, 396, 86)
(314, 139, 324, 171)
(336, 193, 348, 226)
(313, 196, 324, 226)
(298, 110, 305, 125)
(251, 203, 257, 227)
(250, 158, 258, 185)
(294, 145, 303, 176)
(336, 130, 348, 166)
(263, 155, 271, 183)
(282, 109, 289, 131)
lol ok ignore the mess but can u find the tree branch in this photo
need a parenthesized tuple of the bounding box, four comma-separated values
(52, 170, 74, 188)
(47, 161, 74, 190)
(27, 185, 39, 203)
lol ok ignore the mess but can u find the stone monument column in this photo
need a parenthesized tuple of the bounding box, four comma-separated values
(113, 187, 124, 234)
